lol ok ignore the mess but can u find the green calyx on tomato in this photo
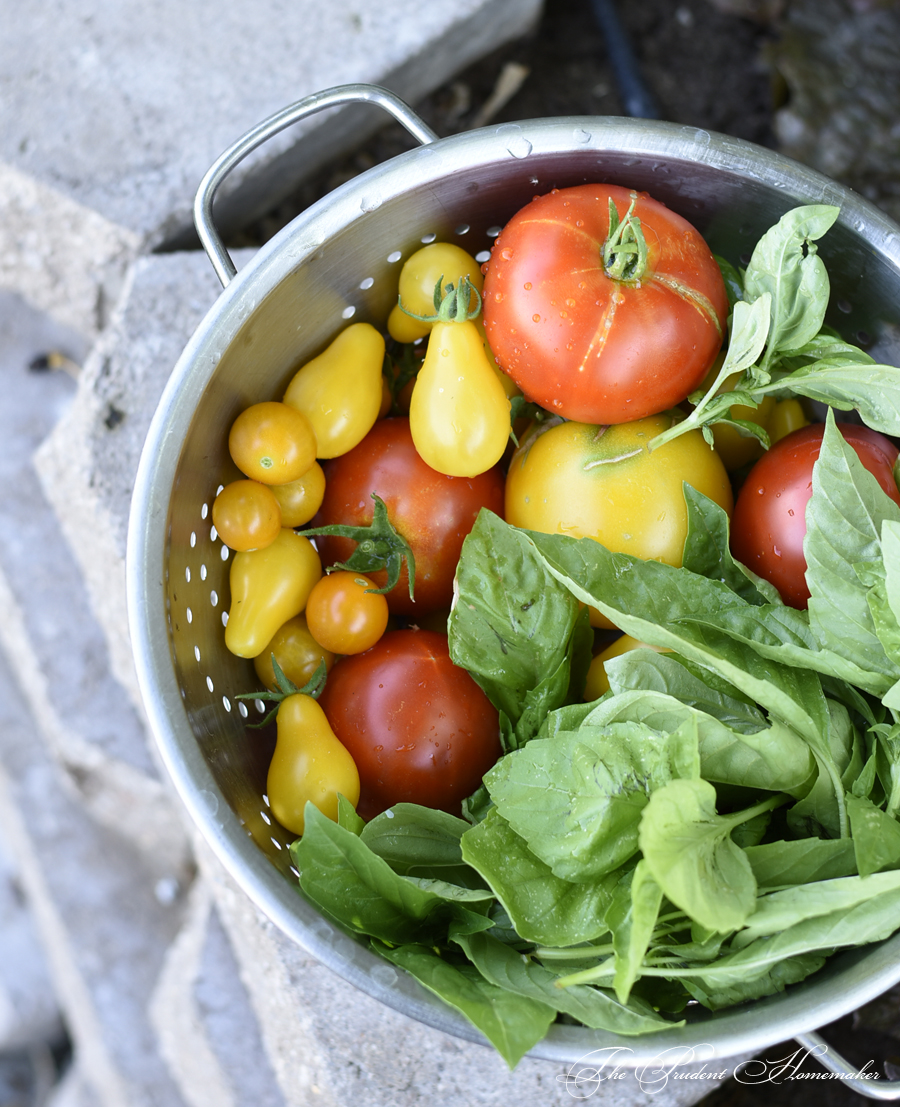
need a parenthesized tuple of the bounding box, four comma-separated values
(237, 654, 328, 729)
(399, 275, 482, 325)
(300, 492, 416, 600)
(602, 196, 649, 283)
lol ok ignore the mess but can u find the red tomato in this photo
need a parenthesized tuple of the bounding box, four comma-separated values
(318, 629, 502, 820)
(314, 417, 505, 616)
(731, 422, 900, 608)
(482, 183, 727, 425)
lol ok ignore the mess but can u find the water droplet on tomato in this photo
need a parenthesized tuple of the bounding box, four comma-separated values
(524, 282, 532, 290)
(757, 487, 765, 495)
(494, 292, 504, 302)
(575, 220, 584, 227)
(788, 508, 795, 516)
(501, 248, 513, 260)
(773, 546, 782, 558)
(532, 314, 541, 322)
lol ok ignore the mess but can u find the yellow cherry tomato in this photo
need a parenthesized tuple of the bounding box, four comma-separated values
(269, 462, 326, 528)
(228, 401, 317, 484)
(305, 571, 390, 655)
(584, 635, 671, 700)
(768, 398, 810, 445)
(212, 480, 282, 551)
(225, 529, 322, 658)
(253, 613, 334, 692)
(283, 323, 385, 459)
(505, 413, 733, 565)
(409, 317, 510, 477)
(266, 693, 360, 835)
(387, 242, 484, 343)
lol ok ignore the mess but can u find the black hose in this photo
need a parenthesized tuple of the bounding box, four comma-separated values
(589, 0, 661, 119)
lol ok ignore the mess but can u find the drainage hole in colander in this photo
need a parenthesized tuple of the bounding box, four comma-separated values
(185, 566, 191, 582)
(838, 299, 852, 313)
(206, 676, 214, 693)
(420, 233, 436, 244)
(238, 701, 248, 718)
(210, 590, 218, 607)
(454, 223, 470, 236)
(221, 611, 228, 627)
(342, 306, 356, 319)
(487, 225, 502, 237)
(475, 251, 490, 264)
(186, 607, 193, 624)
(201, 503, 209, 520)
(271, 838, 282, 850)
(190, 531, 197, 548)
(260, 810, 271, 825)
(210, 524, 218, 541)
(200, 564, 207, 580)
(194, 646, 201, 662)
(359, 277, 374, 290)
(220, 546, 229, 562)
(387, 250, 402, 263)
(222, 697, 232, 712)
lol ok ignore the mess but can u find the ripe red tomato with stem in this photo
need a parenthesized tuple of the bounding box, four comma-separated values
(317, 629, 502, 820)
(313, 417, 505, 616)
(482, 183, 728, 425)
(730, 422, 900, 608)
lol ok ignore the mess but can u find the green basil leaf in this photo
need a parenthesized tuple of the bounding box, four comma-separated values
(454, 929, 680, 1035)
(744, 837, 858, 888)
(485, 718, 699, 882)
(682, 952, 828, 1011)
(374, 942, 555, 1069)
(460, 807, 617, 946)
(360, 804, 476, 879)
(766, 359, 900, 437)
(805, 412, 900, 694)
(607, 861, 663, 1004)
(846, 793, 900, 877)
(638, 779, 764, 933)
(742, 204, 839, 361)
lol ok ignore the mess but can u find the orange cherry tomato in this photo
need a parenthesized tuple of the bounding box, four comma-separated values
(212, 480, 282, 551)
(228, 401, 317, 484)
(305, 571, 390, 655)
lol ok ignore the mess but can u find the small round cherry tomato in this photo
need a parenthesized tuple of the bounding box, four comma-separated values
(269, 462, 326, 528)
(318, 629, 502, 820)
(267, 693, 360, 835)
(505, 413, 733, 566)
(253, 613, 334, 692)
(305, 572, 389, 655)
(387, 242, 484, 343)
(315, 417, 505, 616)
(212, 480, 282, 551)
(731, 422, 900, 607)
(229, 401, 317, 484)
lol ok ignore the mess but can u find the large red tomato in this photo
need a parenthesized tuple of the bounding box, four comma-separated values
(318, 629, 502, 820)
(731, 422, 900, 608)
(482, 183, 728, 425)
(314, 417, 505, 615)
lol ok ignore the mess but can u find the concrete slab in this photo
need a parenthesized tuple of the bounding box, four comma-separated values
(0, 0, 541, 332)
(34, 250, 252, 712)
(0, 289, 190, 871)
(0, 645, 191, 1107)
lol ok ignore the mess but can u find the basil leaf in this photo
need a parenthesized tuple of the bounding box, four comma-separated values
(767, 359, 900, 436)
(682, 953, 828, 1011)
(805, 412, 900, 694)
(744, 838, 858, 888)
(742, 204, 839, 363)
(291, 805, 492, 945)
(607, 861, 663, 1004)
(845, 793, 900, 877)
(454, 930, 680, 1035)
(459, 808, 617, 946)
(448, 510, 589, 749)
(485, 718, 700, 882)
(360, 804, 475, 879)
(375, 942, 555, 1069)
(638, 779, 768, 933)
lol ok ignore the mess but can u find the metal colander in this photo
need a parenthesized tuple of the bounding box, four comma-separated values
(127, 84, 900, 1075)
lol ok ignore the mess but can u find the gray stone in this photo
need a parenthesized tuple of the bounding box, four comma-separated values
(34, 250, 253, 712)
(0, 0, 542, 334)
(0, 644, 192, 1107)
(0, 828, 62, 1050)
(0, 289, 189, 872)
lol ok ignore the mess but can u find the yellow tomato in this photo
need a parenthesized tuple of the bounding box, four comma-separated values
(228, 401, 317, 484)
(253, 613, 334, 692)
(387, 242, 484, 343)
(283, 323, 384, 459)
(269, 462, 326, 528)
(267, 693, 360, 835)
(409, 317, 510, 477)
(584, 635, 671, 700)
(225, 529, 322, 658)
(694, 362, 775, 472)
(505, 413, 733, 565)
(768, 398, 810, 445)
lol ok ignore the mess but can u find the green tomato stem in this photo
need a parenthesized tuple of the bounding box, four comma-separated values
(602, 196, 649, 284)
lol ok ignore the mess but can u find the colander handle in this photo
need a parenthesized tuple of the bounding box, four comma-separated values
(792, 1031, 900, 1100)
(194, 83, 439, 287)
